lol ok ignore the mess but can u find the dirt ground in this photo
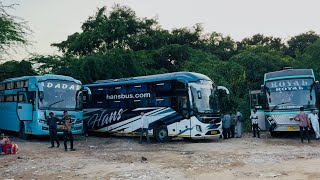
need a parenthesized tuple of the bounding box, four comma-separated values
(1, 132, 320, 180)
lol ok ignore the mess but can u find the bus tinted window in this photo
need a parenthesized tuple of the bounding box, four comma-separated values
(18, 94, 25, 102)
(154, 97, 171, 107)
(93, 87, 105, 104)
(155, 81, 172, 92)
(0, 96, 4, 102)
(128, 84, 147, 93)
(112, 100, 126, 108)
(0, 84, 5, 90)
(6, 82, 13, 90)
(6, 95, 13, 102)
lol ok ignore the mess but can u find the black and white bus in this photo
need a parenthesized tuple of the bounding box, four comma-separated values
(83, 72, 229, 142)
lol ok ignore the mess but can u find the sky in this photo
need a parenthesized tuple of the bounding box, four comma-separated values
(2, 0, 320, 61)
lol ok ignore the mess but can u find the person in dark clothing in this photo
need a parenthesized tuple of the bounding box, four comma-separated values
(62, 111, 75, 151)
(46, 112, 60, 148)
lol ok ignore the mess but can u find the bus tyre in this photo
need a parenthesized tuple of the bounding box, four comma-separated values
(19, 122, 30, 140)
(155, 125, 169, 143)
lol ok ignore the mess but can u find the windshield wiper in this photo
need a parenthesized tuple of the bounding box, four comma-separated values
(47, 100, 64, 110)
(271, 101, 291, 112)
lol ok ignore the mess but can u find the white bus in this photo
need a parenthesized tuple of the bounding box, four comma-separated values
(83, 72, 229, 142)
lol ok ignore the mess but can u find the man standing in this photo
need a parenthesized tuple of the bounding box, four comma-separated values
(62, 111, 75, 151)
(139, 112, 150, 144)
(222, 113, 231, 139)
(250, 109, 260, 138)
(294, 107, 310, 143)
(236, 110, 244, 138)
(308, 109, 320, 139)
(46, 112, 60, 148)
(230, 112, 237, 138)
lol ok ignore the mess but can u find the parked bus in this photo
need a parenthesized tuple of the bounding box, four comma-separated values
(83, 72, 229, 142)
(250, 68, 319, 136)
(0, 74, 83, 139)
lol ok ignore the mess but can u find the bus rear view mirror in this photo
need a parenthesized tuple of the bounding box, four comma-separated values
(84, 87, 92, 103)
(260, 85, 265, 93)
(217, 86, 230, 95)
(316, 81, 319, 92)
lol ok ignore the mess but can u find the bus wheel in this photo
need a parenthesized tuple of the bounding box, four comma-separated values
(19, 122, 30, 140)
(155, 125, 169, 143)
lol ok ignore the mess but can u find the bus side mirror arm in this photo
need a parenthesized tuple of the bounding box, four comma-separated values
(217, 86, 230, 95)
(84, 87, 92, 102)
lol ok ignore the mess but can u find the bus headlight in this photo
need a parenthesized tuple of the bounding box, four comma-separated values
(196, 125, 202, 132)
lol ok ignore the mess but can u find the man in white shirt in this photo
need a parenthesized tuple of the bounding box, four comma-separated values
(250, 109, 260, 138)
(139, 112, 150, 144)
(308, 109, 320, 139)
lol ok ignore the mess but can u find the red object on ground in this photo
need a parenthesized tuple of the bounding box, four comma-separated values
(11, 144, 18, 154)
(2, 144, 12, 154)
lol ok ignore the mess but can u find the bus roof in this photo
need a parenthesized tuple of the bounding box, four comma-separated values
(264, 69, 314, 81)
(87, 72, 212, 87)
(1, 74, 81, 84)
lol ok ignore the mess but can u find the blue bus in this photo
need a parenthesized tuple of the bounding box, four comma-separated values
(250, 68, 319, 136)
(0, 74, 83, 139)
(83, 72, 229, 142)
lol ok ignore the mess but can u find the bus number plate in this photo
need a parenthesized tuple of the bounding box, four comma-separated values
(288, 126, 295, 130)
(211, 131, 217, 135)
(57, 125, 64, 130)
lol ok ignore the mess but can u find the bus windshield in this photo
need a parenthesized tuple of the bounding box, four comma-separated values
(265, 78, 316, 109)
(190, 80, 218, 113)
(39, 80, 82, 110)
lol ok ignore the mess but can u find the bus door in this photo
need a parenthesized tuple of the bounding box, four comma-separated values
(176, 95, 191, 137)
(249, 90, 266, 130)
(16, 91, 33, 121)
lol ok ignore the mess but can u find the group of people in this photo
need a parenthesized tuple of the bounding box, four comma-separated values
(294, 107, 320, 143)
(46, 111, 75, 151)
(221, 110, 245, 139)
(231, 107, 320, 142)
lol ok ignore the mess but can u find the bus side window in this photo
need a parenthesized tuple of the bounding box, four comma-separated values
(27, 92, 36, 110)
(83, 90, 88, 104)
(18, 94, 25, 102)
(112, 100, 126, 108)
(0, 95, 4, 102)
(93, 88, 105, 104)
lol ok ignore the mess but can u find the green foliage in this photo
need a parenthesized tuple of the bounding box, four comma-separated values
(0, 2, 29, 56)
(285, 31, 320, 58)
(0, 60, 36, 81)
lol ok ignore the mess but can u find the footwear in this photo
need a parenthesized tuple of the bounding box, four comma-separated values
(48, 146, 54, 148)
(65, 149, 67, 152)
(56, 144, 60, 148)
(70, 148, 76, 151)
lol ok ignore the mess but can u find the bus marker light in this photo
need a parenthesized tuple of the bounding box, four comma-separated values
(288, 126, 295, 130)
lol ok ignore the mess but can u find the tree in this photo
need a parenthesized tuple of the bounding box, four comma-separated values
(0, 2, 29, 58)
(297, 39, 320, 79)
(0, 60, 36, 81)
(203, 32, 237, 61)
(230, 46, 294, 92)
(237, 34, 285, 52)
(52, 5, 159, 56)
(285, 31, 320, 58)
